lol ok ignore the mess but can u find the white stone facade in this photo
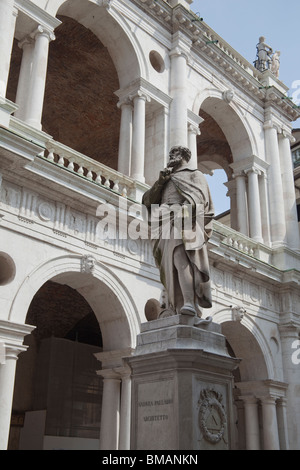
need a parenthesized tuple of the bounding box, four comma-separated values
(0, 0, 299, 451)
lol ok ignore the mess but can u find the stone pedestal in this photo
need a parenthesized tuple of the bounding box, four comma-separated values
(126, 315, 239, 450)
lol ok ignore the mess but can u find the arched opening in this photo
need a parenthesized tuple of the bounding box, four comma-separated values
(197, 108, 232, 224)
(222, 321, 268, 382)
(197, 96, 254, 232)
(7, 255, 138, 450)
(221, 320, 270, 450)
(7, 0, 142, 174)
(43, 15, 121, 168)
(7, 15, 121, 169)
(8, 280, 103, 450)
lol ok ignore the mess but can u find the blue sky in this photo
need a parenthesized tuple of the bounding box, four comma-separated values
(190, 0, 300, 214)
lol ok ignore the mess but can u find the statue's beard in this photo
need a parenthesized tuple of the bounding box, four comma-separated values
(167, 156, 183, 169)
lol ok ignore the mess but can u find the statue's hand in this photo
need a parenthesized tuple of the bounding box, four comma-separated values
(158, 168, 172, 185)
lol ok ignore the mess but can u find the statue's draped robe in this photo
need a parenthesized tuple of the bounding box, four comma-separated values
(142, 168, 214, 313)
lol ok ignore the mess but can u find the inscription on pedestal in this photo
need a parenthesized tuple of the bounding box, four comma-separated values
(134, 377, 176, 450)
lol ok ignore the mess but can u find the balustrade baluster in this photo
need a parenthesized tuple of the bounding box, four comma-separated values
(113, 180, 119, 193)
(86, 168, 93, 180)
(104, 175, 110, 188)
(47, 150, 55, 162)
(77, 165, 84, 176)
(68, 160, 74, 171)
(58, 154, 65, 166)
(95, 172, 102, 185)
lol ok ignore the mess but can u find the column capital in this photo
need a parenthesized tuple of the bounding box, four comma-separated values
(187, 122, 200, 136)
(129, 89, 151, 103)
(279, 129, 296, 143)
(30, 25, 55, 42)
(0, 318, 35, 363)
(263, 120, 280, 133)
(97, 368, 122, 381)
(117, 96, 133, 109)
(169, 46, 189, 61)
(238, 394, 259, 405)
(257, 394, 278, 405)
(278, 321, 300, 337)
(18, 36, 34, 50)
(244, 166, 261, 176)
(232, 170, 246, 178)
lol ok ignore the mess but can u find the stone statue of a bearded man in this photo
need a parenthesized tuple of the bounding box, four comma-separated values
(142, 146, 214, 318)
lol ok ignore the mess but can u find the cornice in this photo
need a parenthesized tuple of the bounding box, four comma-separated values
(264, 87, 300, 122)
(130, 0, 173, 31)
(126, 1, 299, 122)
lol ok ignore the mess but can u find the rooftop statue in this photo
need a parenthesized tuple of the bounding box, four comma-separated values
(271, 51, 281, 78)
(142, 146, 214, 318)
(254, 36, 273, 72)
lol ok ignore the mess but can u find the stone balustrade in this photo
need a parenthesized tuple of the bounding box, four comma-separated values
(43, 139, 139, 201)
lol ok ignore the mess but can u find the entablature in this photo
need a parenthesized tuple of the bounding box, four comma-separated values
(14, 0, 61, 41)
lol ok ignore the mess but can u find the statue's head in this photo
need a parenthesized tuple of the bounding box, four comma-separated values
(169, 146, 191, 163)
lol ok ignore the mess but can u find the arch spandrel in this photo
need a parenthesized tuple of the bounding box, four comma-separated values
(8, 255, 140, 351)
(45, 0, 142, 87)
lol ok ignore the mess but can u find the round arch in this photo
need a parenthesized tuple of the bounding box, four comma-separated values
(213, 308, 274, 380)
(8, 254, 141, 351)
(45, 0, 144, 86)
(193, 88, 258, 161)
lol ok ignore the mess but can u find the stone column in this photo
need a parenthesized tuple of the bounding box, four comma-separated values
(245, 167, 263, 243)
(14, 38, 34, 120)
(240, 396, 260, 450)
(98, 370, 121, 450)
(130, 91, 149, 183)
(234, 171, 249, 236)
(0, 347, 19, 450)
(278, 131, 300, 251)
(276, 397, 289, 450)
(279, 323, 300, 449)
(24, 26, 55, 130)
(169, 42, 189, 148)
(187, 123, 200, 169)
(225, 179, 238, 231)
(0, 320, 35, 450)
(259, 395, 280, 450)
(259, 171, 271, 246)
(0, 0, 17, 98)
(263, 121, 286, 247)
(118, 372, 131, 450)
(117, 98, 133, 176)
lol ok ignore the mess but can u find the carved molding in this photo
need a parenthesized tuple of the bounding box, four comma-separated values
(198, 389, 227, 444)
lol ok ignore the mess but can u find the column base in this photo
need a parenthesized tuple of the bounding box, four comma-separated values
(131, 173, 145, 184)
(126, 314, 240, 450)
